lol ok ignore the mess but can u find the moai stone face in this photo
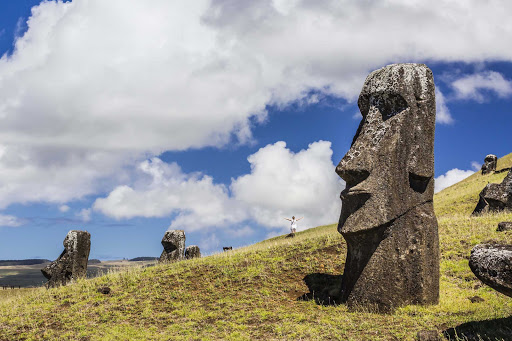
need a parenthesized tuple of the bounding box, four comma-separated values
(481, 154, 498, 175)
(41, 230, 91, 288)
(336, 64, 439, 311)
(472, 170, 512, 215)
(185, 245, 201, 259)
(159, 230, 186, 262)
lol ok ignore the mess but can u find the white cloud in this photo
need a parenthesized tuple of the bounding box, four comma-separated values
(226, 226, 255, 238)
(0, 144, 138, 208)
(77, 208, 92, 222)
(1, 0, 512, 208)
(0, 214, 23, 227)
(471, 161, 482, 172)
(58, 205, 70, 213)
(200, 233, 221, 253)
(230, 140, 343, 231)
(435, 168, 474, 193)
(435, 88, 453, 124)
(94, 141, 344, 232)
(451, 71, 512, 102)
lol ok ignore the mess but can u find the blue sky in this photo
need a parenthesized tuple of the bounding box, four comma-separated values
(0, 0, 511, 260)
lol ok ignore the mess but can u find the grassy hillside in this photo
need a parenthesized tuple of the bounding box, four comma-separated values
(434, 152, 512, 217)
(1, 155, 512, 340)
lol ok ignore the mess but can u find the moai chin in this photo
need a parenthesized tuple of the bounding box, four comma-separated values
(41, 230, 91, 288)
(481, 154, 498, 175)
(159, 230, 186, 262)
(336, 63, 440, 311)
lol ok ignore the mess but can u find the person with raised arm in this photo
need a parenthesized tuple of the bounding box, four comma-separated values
(284, 216, 303, 236)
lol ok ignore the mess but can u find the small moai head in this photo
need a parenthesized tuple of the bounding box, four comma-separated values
(336, 63, 436, 235)
(481, 154, 498, 175)
(159, 230, 186, 262)
(41, 230, 91, 288)
(185, 245, 201, 259)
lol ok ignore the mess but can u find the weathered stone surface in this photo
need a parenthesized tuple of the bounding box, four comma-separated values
(41, 230, 91, 288)
(472, 170, 512, 215)
(481, 154, 498, 175)
(159, 230, 185, 262)
(469, 244, 512, 297)
(185, 245, 201, 259)
(497, 222, 512, 232)
(336, 63, 439, 311)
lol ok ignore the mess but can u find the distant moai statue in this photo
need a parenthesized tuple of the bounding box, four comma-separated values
(185, 245, 201, 259)
(472, 169, 512, 215)
(159, 230, 186, 262)
(41, 230, 91, 288)
(481, 154, 498, 175)
(336, 64, 439, 311)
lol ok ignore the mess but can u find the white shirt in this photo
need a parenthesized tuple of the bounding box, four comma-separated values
(291, 218, 297, 229)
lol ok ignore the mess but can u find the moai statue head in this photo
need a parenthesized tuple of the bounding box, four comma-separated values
(41, 230, 91, 288)
(185, 245, 201, 259)
(159, 230, 186, 262)
(481, 154, 498, 175)
(336, 64, 439, 311)
(337, 63, 436, 235)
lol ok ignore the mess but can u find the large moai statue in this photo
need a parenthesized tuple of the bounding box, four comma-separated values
(41, 230, 91, 288)
(481, 154, 498, 175)
(336, 64, 439, 311)
(472, 169, 512, 215)
(159, 230, 186, 262)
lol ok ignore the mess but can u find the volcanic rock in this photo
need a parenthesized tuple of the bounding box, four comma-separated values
(497, 222, 512, 232)
(336, 63, 439, 311)
(159, 230, 186, 262)
(185, 245, 201, 259)
(472, 170, 512, 215)
(41, 230, 91, 288)
(469, 244, 512, 297)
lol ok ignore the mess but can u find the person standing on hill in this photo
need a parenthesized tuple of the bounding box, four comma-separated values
(284, 216, 303, 236)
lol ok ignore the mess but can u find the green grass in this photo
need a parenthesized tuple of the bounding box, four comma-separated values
(1, 154, 512, 340)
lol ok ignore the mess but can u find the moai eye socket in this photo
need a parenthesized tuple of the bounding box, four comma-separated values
(370, 94, 408, 121)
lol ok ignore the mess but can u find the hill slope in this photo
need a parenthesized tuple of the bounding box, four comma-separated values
(1, 155, 512, 340)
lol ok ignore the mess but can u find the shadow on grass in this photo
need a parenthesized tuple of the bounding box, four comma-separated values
(297, 273, 342, 306)
(443, 316, 512, 340)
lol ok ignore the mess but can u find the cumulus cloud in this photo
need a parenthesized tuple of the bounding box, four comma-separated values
(1, 0, 512, 208)
(230, 141, 343, 230)
(435, 168, 474, 193)
(0, 144, 138, 208)
(77, 208, 92, 222)
(451, 71, 512, 102)
(435, 88, 453, 124)
(471, 161, 482, 172)
(94, 141, 344, 232)
(0, 214, 23, 227)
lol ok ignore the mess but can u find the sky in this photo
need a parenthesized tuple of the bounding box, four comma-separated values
(0, 0, 511, 260)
